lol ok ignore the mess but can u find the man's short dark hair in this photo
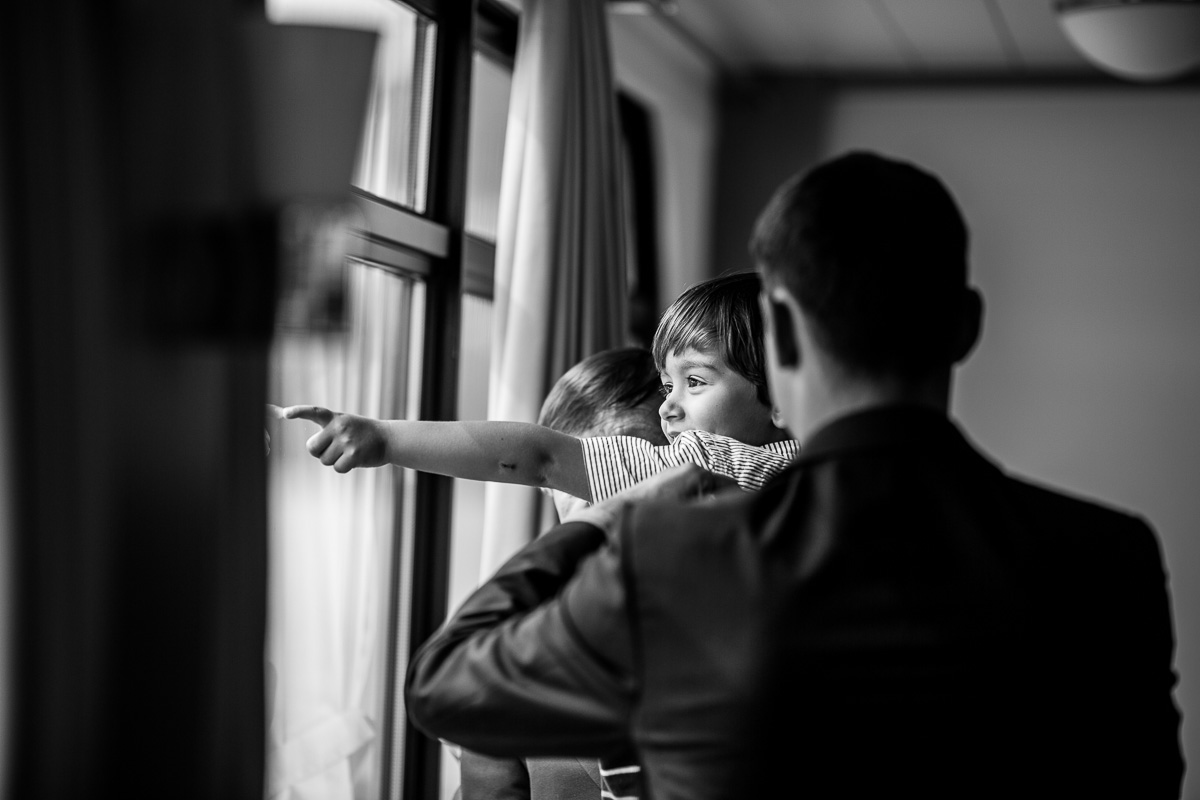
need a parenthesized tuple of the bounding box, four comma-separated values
(651, 272, 771, 406)
(538, 347, 665, 441)
(750, 150, 970, 377)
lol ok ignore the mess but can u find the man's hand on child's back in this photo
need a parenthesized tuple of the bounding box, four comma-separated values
(571, 463, 737, 535)
(623, 462, 737, 505)
(271, 404, 390, 473)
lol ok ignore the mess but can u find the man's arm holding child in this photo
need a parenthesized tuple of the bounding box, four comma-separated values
(405, 463, 735, 754)
(271, 404, 593, 502)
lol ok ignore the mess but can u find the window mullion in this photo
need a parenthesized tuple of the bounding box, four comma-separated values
(396, 2, 476, 800)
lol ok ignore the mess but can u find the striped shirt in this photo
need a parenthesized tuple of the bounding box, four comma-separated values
(581, 429, 801, 502)
(600, 757, 642, 800)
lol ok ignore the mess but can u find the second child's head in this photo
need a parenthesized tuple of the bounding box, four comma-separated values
(539, 347, 666, 521)
(538, 347, 666, 444)
(652, 272, 786, 446)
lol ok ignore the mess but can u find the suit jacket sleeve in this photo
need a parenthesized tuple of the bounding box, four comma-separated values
(458, 750, 529, 800)
(405, 520, 638, 757)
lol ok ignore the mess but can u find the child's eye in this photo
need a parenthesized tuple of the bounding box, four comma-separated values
(686, 376, 706, 388)
(658, 384, 672, 398)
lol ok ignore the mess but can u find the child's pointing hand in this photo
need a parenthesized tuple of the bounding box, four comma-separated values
(271, 404, 390, 473)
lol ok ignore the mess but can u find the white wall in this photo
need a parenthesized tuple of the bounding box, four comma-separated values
(726, 82, 1200, 798)
(610, 12, 721, 304)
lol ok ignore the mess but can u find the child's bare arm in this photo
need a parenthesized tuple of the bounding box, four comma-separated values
(271, 404, 593, 501)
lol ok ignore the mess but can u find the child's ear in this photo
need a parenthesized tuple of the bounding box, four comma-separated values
(767, 297, 800, 369)
(771, 406, 786, 429)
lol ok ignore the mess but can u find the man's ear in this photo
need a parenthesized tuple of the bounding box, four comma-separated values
(766, 295, 800, 369)
(948, 286, 984, 364)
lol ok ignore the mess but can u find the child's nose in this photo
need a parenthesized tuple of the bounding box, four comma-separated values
(659, 393, 679, 419)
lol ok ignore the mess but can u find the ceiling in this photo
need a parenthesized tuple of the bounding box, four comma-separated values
(637, 0, 1102, 79)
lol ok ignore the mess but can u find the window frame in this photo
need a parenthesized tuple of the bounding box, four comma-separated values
(385, 7, 664, 795)
(372, 2, 475, 799)
(275, 0, 480, 796)
(270, 1, 665, 796)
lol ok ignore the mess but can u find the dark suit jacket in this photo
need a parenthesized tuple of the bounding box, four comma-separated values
(408, 406, 1184, 800)
(458, 748, 641, 800)
(456, 751, 600, 800)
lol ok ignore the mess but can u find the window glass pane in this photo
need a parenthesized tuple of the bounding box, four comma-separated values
(448, 292, 492, 612)
(464, 52, 513, 241)
(443, 290, 493, 800)
(266, 261, 425, 800)
(266, 0, 437, 213)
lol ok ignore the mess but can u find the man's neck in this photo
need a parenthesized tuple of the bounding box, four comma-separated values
(795, 372, 951, 444)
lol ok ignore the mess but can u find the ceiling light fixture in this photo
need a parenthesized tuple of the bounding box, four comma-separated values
(1055, 0, 1200, 82)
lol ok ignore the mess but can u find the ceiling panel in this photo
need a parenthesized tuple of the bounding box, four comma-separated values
(992, 0, 1095, 72)
(765, 1, 910, 72)
(655, 0, 1107, 78)
(664, 0, 790, 70)
(886, 0, 1015, 71)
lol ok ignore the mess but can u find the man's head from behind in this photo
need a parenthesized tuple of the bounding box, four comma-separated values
(750, 151, 982, 432)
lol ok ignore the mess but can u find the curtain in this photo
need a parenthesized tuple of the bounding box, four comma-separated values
(480, 0, 629, 578)
(266, 263, 421, 800)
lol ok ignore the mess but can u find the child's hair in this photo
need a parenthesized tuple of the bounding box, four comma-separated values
(651, 272, 771, 406)
(538, 347, 666, 442)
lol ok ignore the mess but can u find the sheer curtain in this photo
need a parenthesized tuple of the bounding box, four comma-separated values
(480, 0, 629, 577)
(266, 262, 422, 800)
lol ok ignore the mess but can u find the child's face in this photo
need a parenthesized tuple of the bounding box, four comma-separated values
(658, 347, 780, 446)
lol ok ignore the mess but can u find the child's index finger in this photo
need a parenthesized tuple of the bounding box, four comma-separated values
(277, 405, 335, 427)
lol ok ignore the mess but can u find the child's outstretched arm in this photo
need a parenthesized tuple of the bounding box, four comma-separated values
(270, 404, 593, 502)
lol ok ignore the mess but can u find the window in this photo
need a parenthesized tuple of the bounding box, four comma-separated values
(463, 51, 512, 243)
(618, 92, 661, 348)
(260, 2, 664, 799)
(266, 0, 437, 213)
(446, 45, 514, 629)
(261, 1, 466, 799)
(266, 262, 425, 800)
(444, 35, 514, 800)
